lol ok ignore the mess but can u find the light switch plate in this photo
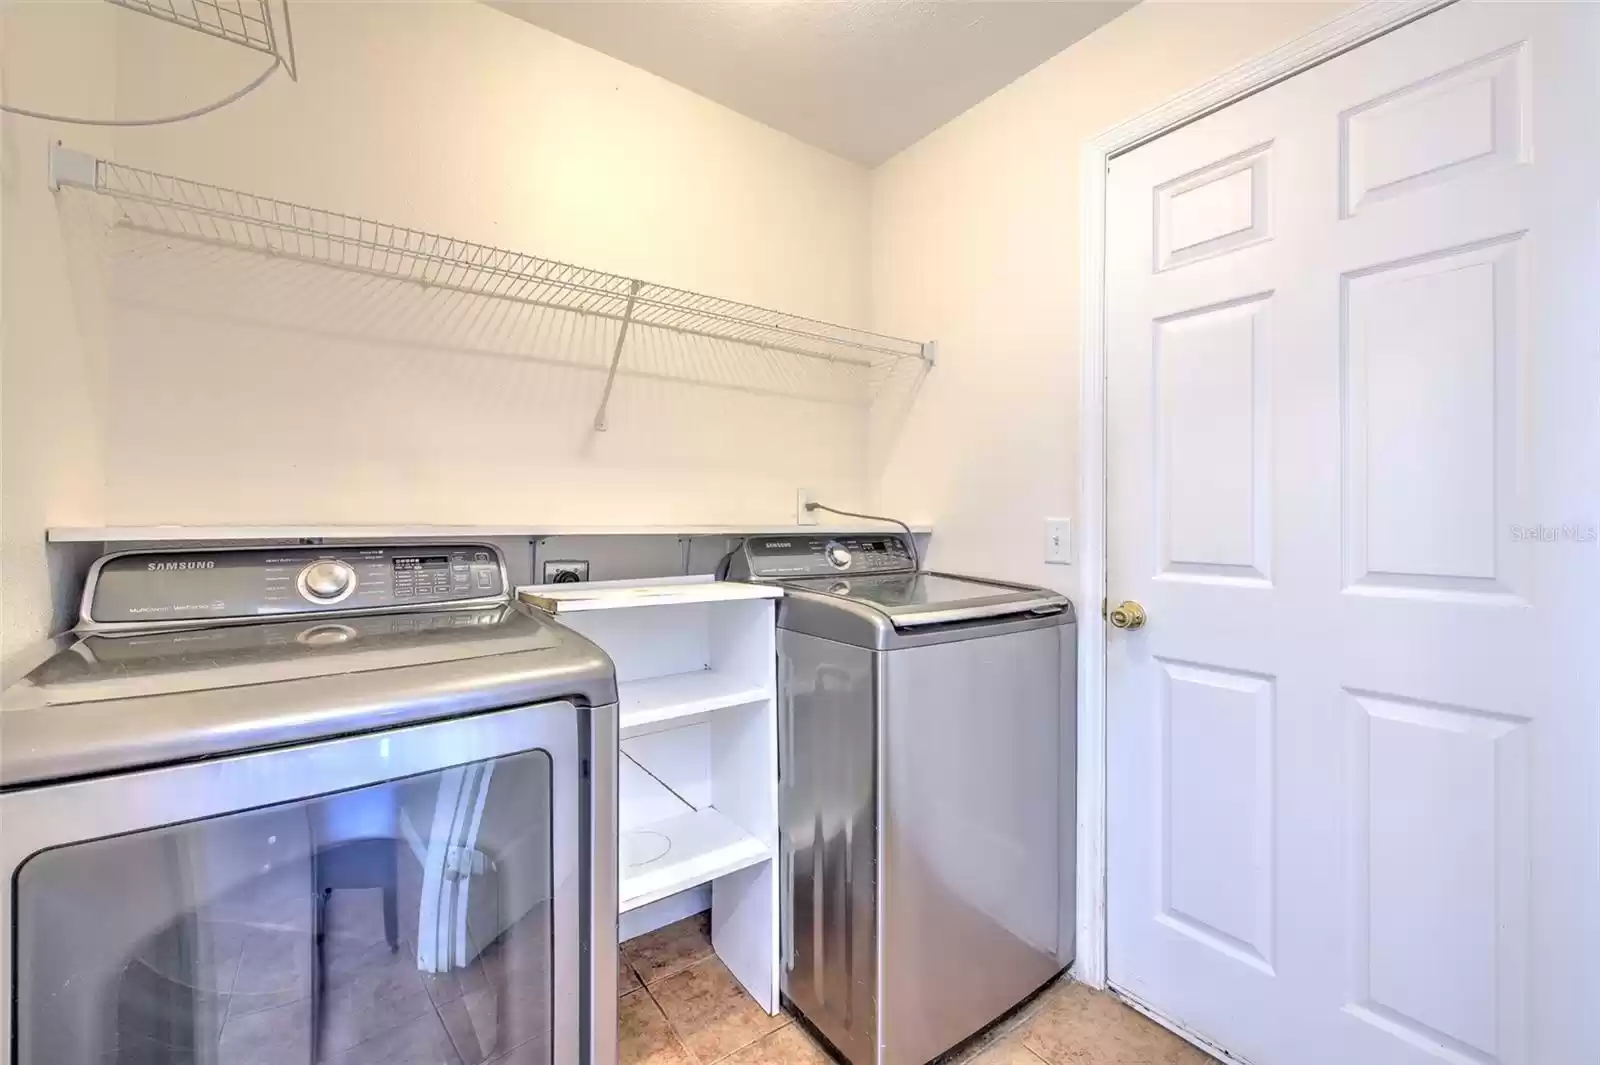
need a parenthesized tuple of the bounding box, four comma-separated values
(1045, 518, 1072, 564)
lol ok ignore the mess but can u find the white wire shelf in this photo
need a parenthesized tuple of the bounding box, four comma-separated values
(49, 145, 932, 427)
(105, 0, 297, 77)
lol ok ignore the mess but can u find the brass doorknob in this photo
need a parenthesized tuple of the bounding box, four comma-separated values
(1108, 600, 1147, 631)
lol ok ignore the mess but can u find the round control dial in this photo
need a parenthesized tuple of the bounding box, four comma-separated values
(824, 542, 852, 569)
(298, 560, 356, 603)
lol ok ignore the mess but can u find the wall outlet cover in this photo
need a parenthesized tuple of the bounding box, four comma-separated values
(542, 560, 590, 583)
(797, 488, 818, 526)
(1045, 518, 1072, 565)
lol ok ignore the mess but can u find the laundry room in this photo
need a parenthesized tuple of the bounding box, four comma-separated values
(3, 2, 1596, 1065)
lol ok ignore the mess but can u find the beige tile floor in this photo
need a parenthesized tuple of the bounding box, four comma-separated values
(619, 915, 1220, 1065)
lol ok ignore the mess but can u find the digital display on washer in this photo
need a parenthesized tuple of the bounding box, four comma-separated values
(392, 555, 450, 572)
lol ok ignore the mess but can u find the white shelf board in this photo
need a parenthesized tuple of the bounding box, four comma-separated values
(619, 669, 769, 739)
(620, 807, 770, 913)
(47, 523, 931, 544)
(519, 575, 782, 614)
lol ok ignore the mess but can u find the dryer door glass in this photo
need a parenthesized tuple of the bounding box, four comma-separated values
(13, 750, 557, 1065)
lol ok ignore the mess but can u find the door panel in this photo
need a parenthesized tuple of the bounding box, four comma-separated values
(1342, 235, 1525, 600)
(1340, 43, 1526, 217)
(1344, 691, 1530, 1063)
(1105, 4, 1598, 1065)
(1154, 293, 1273, 585)
(1156, 659, 1276, 975)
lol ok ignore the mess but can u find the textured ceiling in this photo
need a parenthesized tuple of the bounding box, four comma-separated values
(491, 1, 1134, 165)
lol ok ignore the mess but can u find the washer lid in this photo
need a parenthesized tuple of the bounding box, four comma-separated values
(778, 571, 1069, 629)
(14, 605, 556, 706)
(0, 605, 617, 789)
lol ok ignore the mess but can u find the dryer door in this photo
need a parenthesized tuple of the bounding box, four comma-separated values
(0, 699, 613, 1065)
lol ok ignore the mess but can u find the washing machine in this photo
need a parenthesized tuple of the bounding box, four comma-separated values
(0, 541, 618, 1065)
(725, 534, 1076, 1065)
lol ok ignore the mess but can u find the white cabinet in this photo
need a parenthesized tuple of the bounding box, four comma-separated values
(520, 577, 781, 1012)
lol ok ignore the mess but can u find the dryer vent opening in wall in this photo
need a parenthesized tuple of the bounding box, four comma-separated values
(543, 561, 590, 584)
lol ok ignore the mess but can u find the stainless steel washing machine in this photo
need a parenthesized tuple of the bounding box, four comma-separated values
(726, 535, 1076, 1065)
(0, 542, 618, 1065)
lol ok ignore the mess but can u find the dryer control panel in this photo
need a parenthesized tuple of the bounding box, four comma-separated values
(729, 534, 914, 579)
(84, 543, 508, 628)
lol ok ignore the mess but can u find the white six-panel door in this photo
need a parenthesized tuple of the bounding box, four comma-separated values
(1105, 4, 1598, 1065)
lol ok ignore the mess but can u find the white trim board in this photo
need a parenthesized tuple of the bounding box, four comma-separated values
(48, 522, 933, 544)
(1072, 0, 1459, 993)
(518, 575, 782, 614)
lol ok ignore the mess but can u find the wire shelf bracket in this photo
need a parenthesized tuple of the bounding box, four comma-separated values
(48, 144, 935, 427)
(594, 280, 642, 432)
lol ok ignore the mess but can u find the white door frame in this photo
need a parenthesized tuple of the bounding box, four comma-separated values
(1072, 0, 1458, 992)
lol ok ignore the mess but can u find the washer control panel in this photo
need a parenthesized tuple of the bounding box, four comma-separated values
(85, 543, 507, 626)
(734, 534, 913, 579)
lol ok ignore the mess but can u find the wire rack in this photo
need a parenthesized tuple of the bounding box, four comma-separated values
(50, 146, 932, 427)
(104, 0, 296, 78)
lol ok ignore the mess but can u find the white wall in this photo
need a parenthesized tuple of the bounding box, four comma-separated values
(2, 1, 878, 654)
(2, 0, 1357, 658)
(100, 2, 877, 529)
(0, 2, 118, 661)
(869, 1, 1349, 603)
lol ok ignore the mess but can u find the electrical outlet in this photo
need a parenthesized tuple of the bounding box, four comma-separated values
(797, 488, 818, 526)
(542, 560, 589, 584)
(1045, 518, 1072, 564)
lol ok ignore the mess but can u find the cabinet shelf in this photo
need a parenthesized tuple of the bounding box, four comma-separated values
(563, 576, 779, 1007)
(48, 145, 932, 427)
(620, 807, 770, 913)
(519, 575, 782, 614)
(619, 670, 769, 739)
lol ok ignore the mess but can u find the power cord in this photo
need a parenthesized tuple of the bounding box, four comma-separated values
(804, 502, 921, 573)
(1, 58, 280, 126)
